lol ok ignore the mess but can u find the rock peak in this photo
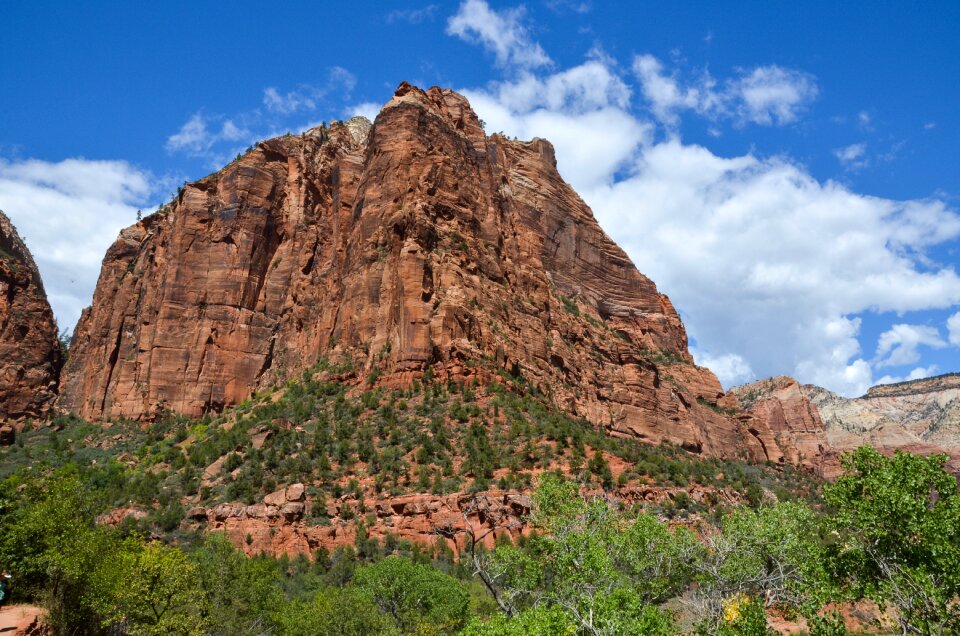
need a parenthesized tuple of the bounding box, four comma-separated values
(58, 84, 799, 464)
(343, 116, 372, 144)
(0, 210, 62, 420)
(0, 209, 45, 292)
(386, 82, 487, 147)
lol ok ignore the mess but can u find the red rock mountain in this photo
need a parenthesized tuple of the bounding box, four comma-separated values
(60, 83, 802, 463)
(0, 210, 63, 420)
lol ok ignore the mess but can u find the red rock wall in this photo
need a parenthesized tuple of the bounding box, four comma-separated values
(0, 211, 62, 420)
(730, 376, 836, 476)
(60, 83, 788, 463)
(185, 485, 748, 559)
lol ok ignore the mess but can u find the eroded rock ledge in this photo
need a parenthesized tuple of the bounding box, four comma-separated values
(175, 483, 749, 558)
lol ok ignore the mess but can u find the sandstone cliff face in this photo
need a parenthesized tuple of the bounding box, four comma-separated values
(61, 83, 787, 462)
(730, 376, 834, 476)
(733, 373, 960, 477)
(0, 210, 62, 420)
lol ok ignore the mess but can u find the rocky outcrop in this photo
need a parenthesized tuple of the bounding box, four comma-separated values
(730, 376, 835, 476)
(732, 373, 960, 477)
(60, 83, 793, 462)
(191, 489, 531, 558)
(0, 211, 62, 420)
(185, 484, 748, 558)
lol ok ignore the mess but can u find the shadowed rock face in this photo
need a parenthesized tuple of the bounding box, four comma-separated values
(60, 83, 790, 462)
(0, 210, 63, 419)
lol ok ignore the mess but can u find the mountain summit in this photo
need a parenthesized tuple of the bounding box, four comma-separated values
(60, 83, 800, 462)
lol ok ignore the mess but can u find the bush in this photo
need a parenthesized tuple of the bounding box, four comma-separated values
(353, 555, 470, 634)
(275, 586, 398, 636)
(823, 447, 960, 635)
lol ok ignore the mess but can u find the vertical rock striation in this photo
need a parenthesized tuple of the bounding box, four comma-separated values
(0, 210, 63, 419)
(730, 376, 833, 475)
(60, 83, 791, 462)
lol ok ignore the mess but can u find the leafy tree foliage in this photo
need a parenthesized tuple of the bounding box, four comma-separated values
(460, 605, 577, 636)
(824, 447, 960, 635)
(274, 586, 399, 636)
(0, 469, 114, 631)
(353, 555, 471, 634)
(90, 539, 208, 636)
(6, 355, 960, 636)
(474, 473, 688, 635)
(190, 534, 283, 636)
(690, 502, 832, 632)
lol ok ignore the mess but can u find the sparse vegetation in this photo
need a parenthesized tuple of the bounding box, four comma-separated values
(3, 361, 952, 634)
(2, 440, 953, 634)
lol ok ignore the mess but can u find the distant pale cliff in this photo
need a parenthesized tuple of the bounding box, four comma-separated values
(733, 373, 960, 476)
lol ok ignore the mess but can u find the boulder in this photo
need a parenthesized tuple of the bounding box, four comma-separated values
(285, 483, 305, 502)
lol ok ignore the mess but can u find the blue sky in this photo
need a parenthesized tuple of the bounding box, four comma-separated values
(1, 0, 959, 396)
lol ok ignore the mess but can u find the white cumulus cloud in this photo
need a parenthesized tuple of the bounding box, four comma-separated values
(589, 142, 960, 396)
(947, 311, 960, 346)
(734, 65, 818, 125)
(347, 101, 383, 121)
(632, 54, 719, 126)
(876, 364, 939, 386)
(457, 53, 960, 397)
(631, 54, 817, 128)
(691, 350, 754, 387)
(447, 0, 551, 70)
(874, 323, 947, 368)
(165, 113, 214, 154)
(462, 61, 649, 190)
(0, 158, 159, 331)
(165, 113, 252, 157)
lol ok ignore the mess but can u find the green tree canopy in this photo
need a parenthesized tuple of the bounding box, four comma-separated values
(190, 533, 283, 636)
(824, 447, 960, 635)
(275, 586, 400, 636)
(353, 555, 471, 634)
(90, 539, 208, 636)
(473, 473, 687, 635)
